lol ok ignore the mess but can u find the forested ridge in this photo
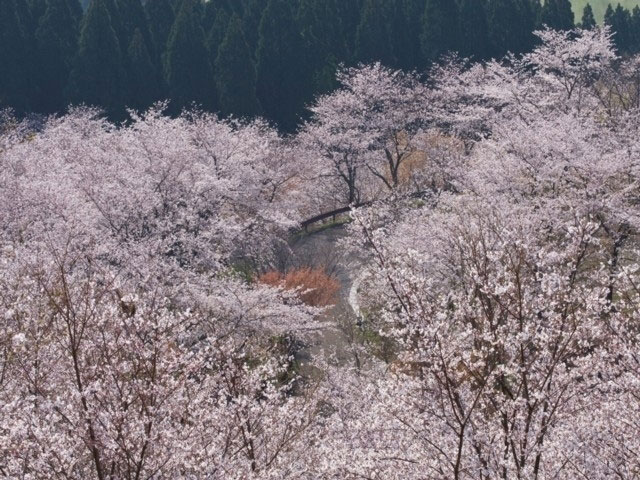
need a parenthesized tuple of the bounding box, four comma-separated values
(3, 0, 640, 130)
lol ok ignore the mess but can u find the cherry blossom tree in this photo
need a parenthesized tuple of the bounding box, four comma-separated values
(0, 264, 322, 479)
(299, 64, 429, 206)
(322, 27, 640, 479)
(0, 105, 326, 479)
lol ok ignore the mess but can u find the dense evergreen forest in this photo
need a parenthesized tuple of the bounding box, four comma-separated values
(2, 0, 640, 130)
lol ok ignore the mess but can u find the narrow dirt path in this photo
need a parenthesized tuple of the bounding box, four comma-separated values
(289, 226, 364, 372)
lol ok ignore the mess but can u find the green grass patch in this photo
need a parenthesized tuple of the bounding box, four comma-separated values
(572, 0, 640, 23)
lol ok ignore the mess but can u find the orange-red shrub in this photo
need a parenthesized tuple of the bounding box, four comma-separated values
(258, 268, 340, 307)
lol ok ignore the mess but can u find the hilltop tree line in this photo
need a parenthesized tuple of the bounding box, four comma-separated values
(2, 0, 640, 129)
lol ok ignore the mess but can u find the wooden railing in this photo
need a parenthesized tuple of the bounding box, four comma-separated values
(297, 189, 433, 233)
(299, 202, 371, 233)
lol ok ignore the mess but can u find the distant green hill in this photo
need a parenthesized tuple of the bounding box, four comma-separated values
(572, 0, 640, 22)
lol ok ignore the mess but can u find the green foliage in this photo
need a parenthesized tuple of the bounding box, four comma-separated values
(256, 0, 309, 131)
(581, 3, 597, 27)
(394, 0, 426, 69)
(164, 0, 216, 114)
(102, 0, 124, 51)
(421, 0, 460, 64)
(116, 0, 161, 108)
(206, 4, 228, 65)
(28, 0, 47, 24)
(34, 0, 78, 113)
(297, 0, 346, 92)
(241, 0, 267, 55)
(16, 0, 36, 36)
(127, 28, 162, 112)
(145, 0, 174, 58)
(488, 0, 518, 57)
(542, 0, 575, 29)
(487, 0, 536, 57)
(67, 0, 126, 118)
(66, 0, 83, 26)
(201, 0, 217, 32)
(7, 0, 640, 128)
(0, 0, 32, 112)
(605, 3, 632, 51)
(459, 0, 490, 60)
(631, 6, 640, 51)
(215, 15, 261, 118)
(531, 0, 544, 27)
(118, 0, 153, 54)
(517, 0, 538, 51)
(355, 0, 396, 66)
